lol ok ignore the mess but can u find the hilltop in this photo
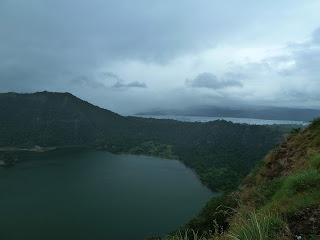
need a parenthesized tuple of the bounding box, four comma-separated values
(0, 91, 297, 191)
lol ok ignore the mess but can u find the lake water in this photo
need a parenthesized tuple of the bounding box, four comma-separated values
(136, 115, 309, 126)
(0, 148, 215, 240)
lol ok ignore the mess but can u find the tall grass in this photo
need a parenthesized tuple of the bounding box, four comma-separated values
(165, 229, 211, 240)
(227, 211, 284, 240)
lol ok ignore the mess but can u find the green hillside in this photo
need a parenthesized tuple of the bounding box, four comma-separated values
(0, 91, 296, 191)
(169, 117, 320, 239)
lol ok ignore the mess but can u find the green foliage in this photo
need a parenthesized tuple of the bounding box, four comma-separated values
(263, 169, 320, 216)
(273, 169, 320, 199)
(228, 211, 285, 240)
(128, 142, 178, 159)
(253, 179, 284, 208)
(311, 117, 320, 127)
(311, 154, 320, 169)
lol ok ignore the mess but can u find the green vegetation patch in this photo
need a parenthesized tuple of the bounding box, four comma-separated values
(311, 153, 320, 169)
(228, 211, 285, 240)
(253, 178, 284, 208)
(263, 168, 320, 216)
(128, 141, 179, 159)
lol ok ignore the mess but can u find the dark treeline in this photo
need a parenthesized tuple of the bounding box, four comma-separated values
(0, 92, 297, 191)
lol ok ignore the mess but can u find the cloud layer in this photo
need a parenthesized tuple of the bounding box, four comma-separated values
(0, 0, 320, 114)
(186, 73, 243, 89)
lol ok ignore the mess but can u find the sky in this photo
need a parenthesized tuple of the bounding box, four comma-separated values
(1, 0, 320, 114)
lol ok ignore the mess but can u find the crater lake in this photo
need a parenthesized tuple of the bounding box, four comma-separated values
(0, 148, 215, 240)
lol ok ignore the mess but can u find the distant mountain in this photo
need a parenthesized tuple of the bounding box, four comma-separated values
(137, 105, 320, 121)
(0, 91, 300, 191)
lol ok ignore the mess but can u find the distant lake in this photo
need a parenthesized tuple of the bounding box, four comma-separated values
(0, 149, 215, 240)
(136, 115, 310, 126)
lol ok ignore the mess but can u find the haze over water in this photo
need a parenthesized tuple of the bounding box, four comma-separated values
(0, 148, 215, 240)
(137, 115, 309, 126)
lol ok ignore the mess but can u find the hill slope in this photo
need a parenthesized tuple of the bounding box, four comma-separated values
(172, 117, 320, 239)
(0, 91, 127, 147)
(0, 92, 296, 191)
(233, 116, 320, 239)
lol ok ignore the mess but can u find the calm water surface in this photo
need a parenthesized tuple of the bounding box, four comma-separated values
(136, 115, 309, 126)
(0, 148, 215, 240)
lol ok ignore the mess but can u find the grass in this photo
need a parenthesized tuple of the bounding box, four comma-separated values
(311, 153, 320, 169)
(264, 168, 320, 215)
(165, 229, 212, 240)
(227, 211, 285, 240)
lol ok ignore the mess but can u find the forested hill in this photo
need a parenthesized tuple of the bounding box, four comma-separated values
(0, 91, 127, 147)
(0, 92, 298, 191)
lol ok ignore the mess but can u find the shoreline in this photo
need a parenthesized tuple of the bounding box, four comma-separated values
(0, 146, 57, 152)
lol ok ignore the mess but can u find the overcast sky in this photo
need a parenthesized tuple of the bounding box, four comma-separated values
(1, 0, 320, 114)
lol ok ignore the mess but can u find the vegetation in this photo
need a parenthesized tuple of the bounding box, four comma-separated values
(171, 117, 320, 239)
(0, 92, 296, 192)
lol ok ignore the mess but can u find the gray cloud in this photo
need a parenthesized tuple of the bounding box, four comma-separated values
(112, 81, 147, 89)
(71, 73, 147, 90)
(127, 81, 147, 88)
(0, 0, 319, 113)
(71, 76, 107, 89)
(213, 26, 320, 107)
(0, 0, 308, 91)
(101, 72, 147, 89)
(185, 72, 243, 89)
(263, 27, 320, 82)
(102, 72, 123, 81)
